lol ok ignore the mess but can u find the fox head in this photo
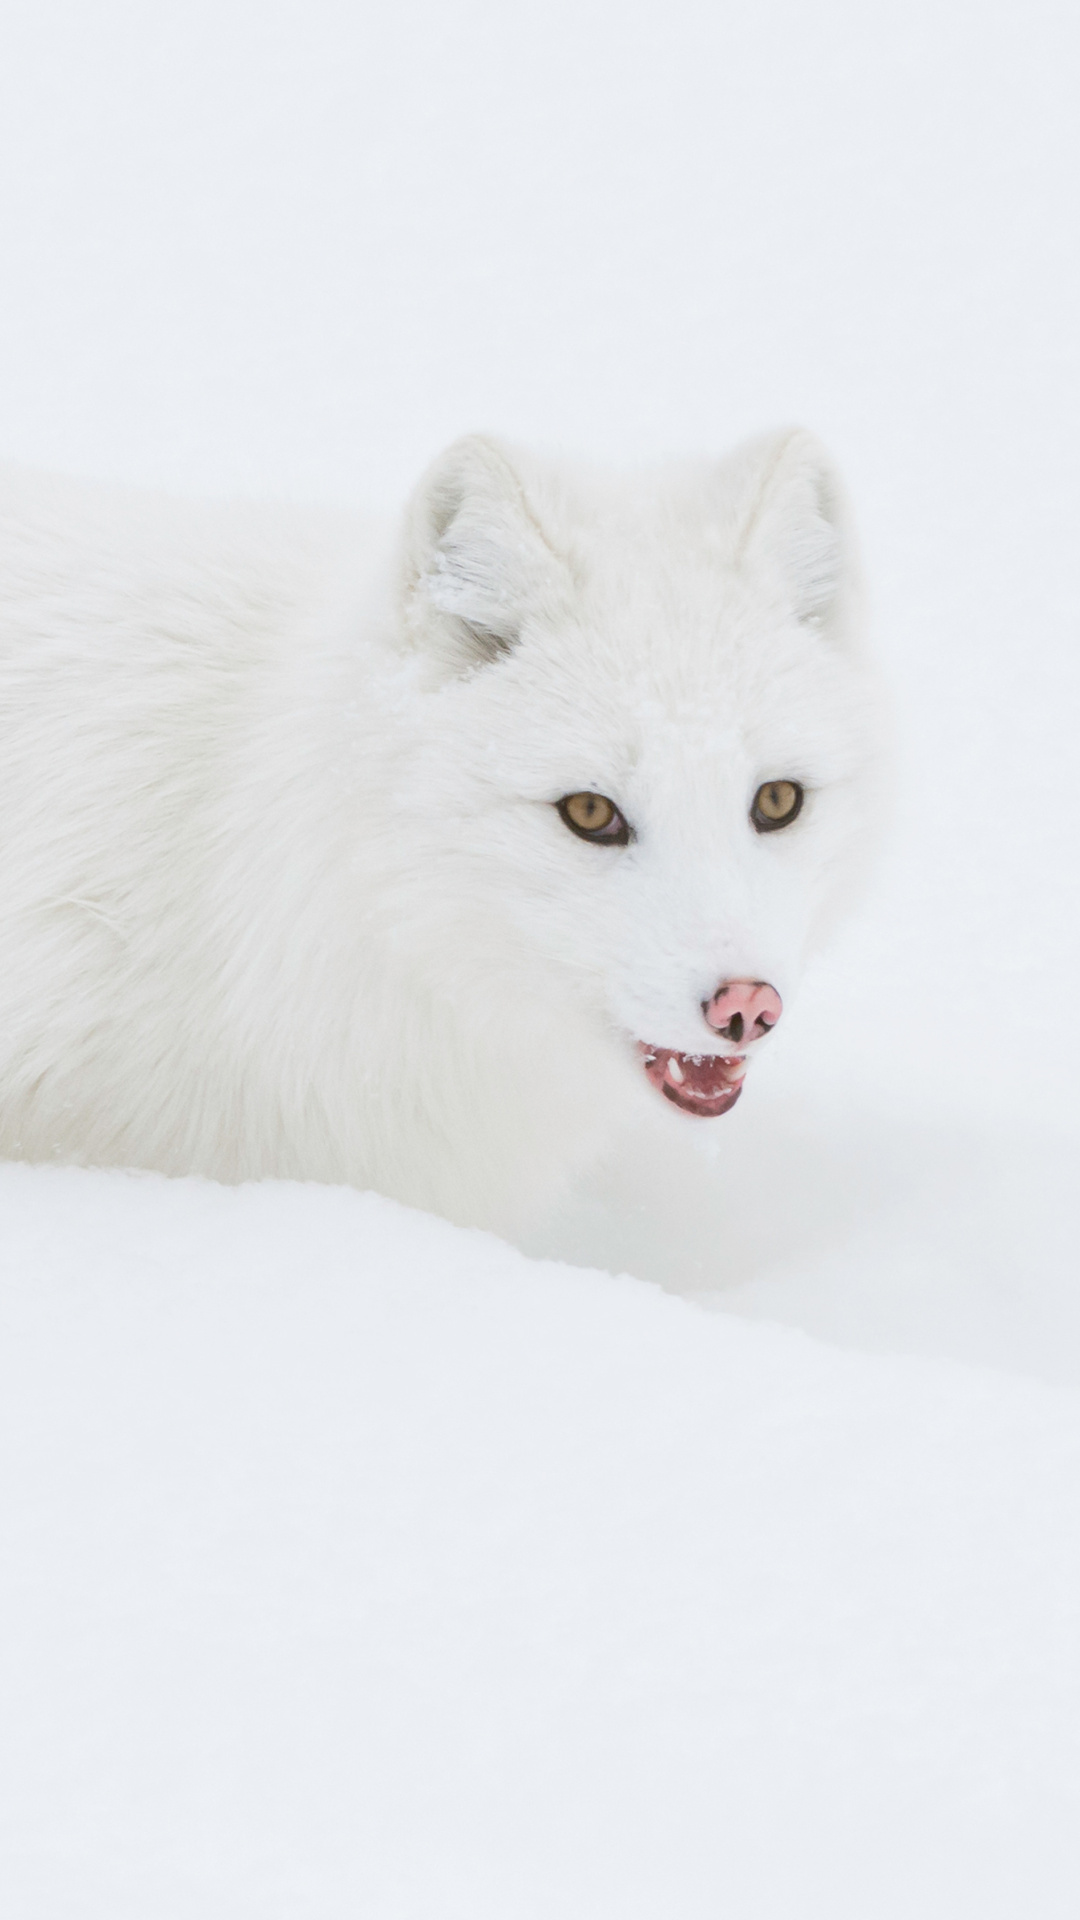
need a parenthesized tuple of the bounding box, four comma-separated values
(391, 429, 884, 1131)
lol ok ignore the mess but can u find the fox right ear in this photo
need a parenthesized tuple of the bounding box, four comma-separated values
(726, 429, 863, 645)
(401, 436, 569, 673)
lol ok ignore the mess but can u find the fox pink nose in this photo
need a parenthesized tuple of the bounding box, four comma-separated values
(702, 979, 783, 1046)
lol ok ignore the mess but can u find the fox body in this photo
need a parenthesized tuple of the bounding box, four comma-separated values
(0, 433, 882, 1231)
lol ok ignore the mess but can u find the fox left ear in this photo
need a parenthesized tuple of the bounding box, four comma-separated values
(730, 429, 862, 642)
(401, 435, 570, 673)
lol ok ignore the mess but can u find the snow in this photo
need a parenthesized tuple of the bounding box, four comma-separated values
(4, 1164, 1080, 1918)
(3, 0, 1080, 1911)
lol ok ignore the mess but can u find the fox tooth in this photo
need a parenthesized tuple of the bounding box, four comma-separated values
(667, 1055, 685, 1084)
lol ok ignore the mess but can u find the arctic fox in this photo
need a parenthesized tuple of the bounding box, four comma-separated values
(0, 432, 882, 1232)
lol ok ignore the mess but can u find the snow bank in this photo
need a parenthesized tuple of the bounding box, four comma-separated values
(3, 1163, 1080, 1919)
(535, 1099, 1080, 1392)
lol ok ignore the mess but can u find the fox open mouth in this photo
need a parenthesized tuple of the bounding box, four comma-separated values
(638, 1043, 748, 1117)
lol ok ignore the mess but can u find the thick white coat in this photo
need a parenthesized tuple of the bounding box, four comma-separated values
(0, 434, 883, 1231)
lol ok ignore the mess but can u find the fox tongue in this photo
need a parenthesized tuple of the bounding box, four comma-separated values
(638, 1044, 747, 1116)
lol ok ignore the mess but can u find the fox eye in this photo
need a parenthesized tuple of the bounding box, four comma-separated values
(751, 780, 804, 833)
(557, 791, 632, 845)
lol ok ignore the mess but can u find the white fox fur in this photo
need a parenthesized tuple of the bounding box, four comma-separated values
(0, 433, 883, 1232)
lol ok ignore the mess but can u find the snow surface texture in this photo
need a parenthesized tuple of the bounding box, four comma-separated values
(5, 1165, 1080, 1920)
(3, 0, 1080, 1913)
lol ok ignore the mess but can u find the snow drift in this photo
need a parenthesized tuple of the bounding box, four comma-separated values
(3, 1164, 1080, 1919)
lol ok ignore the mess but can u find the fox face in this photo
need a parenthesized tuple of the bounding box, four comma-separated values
(397, 429, 884, 1125)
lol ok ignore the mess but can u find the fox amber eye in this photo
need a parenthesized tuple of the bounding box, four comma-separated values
(557, 791, 631, 845)
(751, 780, 804, 833)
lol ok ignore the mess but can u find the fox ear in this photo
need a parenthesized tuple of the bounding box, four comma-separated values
(402, 435, 568, 672)
(729, 429, 861, 640)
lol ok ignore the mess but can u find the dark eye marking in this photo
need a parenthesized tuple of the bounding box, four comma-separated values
(557, 792, 632, 846)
